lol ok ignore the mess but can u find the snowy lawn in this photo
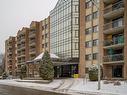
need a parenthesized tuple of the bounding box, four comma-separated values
(69, 78, 127, 95)
(0, 79, 63, 91)
(0, 78, 126, 95)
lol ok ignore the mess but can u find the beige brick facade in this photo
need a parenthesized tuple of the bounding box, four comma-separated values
(5, 36, 17, 76)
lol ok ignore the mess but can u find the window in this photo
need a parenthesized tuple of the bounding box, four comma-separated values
(45, 24, 48, 29)
(85, 1, 92, 8)
(93, 11, 98, 19)
(45, 43, 48, 47)
(42, 44, 44, 48)
(86, 14, 92, 22)
(93, 25, 98, 32)
(45, 34, 48, 38)
(75, 5, 78, 12)
(112, 17, 123, 28)
(75, 30, 78, 37)
(85, 41, 92, 48)
(85, 27, 92, 34)
(94, 0, 99, 3)
(75, 42, 78, 50)
(42, 35, 44, 39)
(93, 39, 98, 46)
(86, 54, 92, 60)
(93, 53, 98, 60)
(75, 17, 79, 24)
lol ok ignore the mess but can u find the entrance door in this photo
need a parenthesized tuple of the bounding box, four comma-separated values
(112, 65, 123, 78)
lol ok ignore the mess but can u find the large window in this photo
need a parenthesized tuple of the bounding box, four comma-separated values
(85, 1, 92, 8)
(93, 11, 98, 19)
(93, 53, 98, 60)
(86, 54, 92, 60)
(85, 41, 92, 48)
(93, 25, 98, 33)
(74, 5, 79, 12)
(93, 39, 98, 46)
(86, 14, 92, 22)
(85, 27, 92, 34)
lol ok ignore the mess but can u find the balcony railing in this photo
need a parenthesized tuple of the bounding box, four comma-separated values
(103, 53, 124, 62)
(103, 19, 124, 31)
(29, 49, 36, 52)
(104, 37, 124, 46)
(104, 1, 124, 14)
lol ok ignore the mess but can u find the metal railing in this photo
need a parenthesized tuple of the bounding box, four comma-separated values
(104, 1, 124, 14)
(103, 53, 124, 62)
(103, 19, 124, 30)
(103, 38, 124, 46)
(29, 49, 36, 52)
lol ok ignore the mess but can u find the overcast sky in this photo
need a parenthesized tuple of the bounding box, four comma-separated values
(0, 0, 58, 54)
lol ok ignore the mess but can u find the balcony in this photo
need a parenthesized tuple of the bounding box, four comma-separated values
(103, 37, 124, 49)
(103, 19, 124, 34)
(29, 32, 36, 38)
(104, 1, 124, 19)
(29, 48, 36, 55)
(103, 0, 114, 4)
(103, 53, 124, 64)
(29, 40, 36, 46)
(20, 38, 25, 42)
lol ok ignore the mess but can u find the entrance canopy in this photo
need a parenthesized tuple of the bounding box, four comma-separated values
(33, 52, 59, 61)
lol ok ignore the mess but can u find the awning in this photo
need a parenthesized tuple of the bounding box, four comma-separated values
(33, 52, 59, 61)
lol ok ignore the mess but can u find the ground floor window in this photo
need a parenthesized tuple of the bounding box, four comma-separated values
(54, 64, 78, 78)
(112, 65, 123, 78)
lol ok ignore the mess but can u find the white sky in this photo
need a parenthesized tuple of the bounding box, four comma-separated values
(0, 0, 58, 54)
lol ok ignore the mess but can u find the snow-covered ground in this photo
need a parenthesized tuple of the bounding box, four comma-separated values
(0, 78, 126, 95)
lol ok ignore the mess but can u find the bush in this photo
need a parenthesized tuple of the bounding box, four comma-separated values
(114, 81, 121, 86)
(20, 65, 27, 79)
(2, 72, 8, 79)
(39, 51, 54, 80)
(103, 80, 109, 84)
(88, 65, 98, 81)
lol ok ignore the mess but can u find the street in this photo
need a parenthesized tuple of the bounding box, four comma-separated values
(0, 84, 69, 95)
(0, 84, 99, 95)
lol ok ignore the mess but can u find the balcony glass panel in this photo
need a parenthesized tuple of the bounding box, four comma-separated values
(103, 54, 124, 62)
(104, 35, 124, 46)
(104, 1, 124, 14)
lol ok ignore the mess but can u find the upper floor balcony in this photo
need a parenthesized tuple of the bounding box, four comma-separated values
(103, 19, 124, 34)
(103, 36, 124, 49)
(29, 32, 36, 38)
(103, 53, 124, 64)
(29, 48, 36, 53)
(104, 1, 124, 19)
(103, 0, 114, 4)
(29, 40, 36, 46)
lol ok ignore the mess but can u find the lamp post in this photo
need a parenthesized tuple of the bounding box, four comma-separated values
(90, 0, 101, 90)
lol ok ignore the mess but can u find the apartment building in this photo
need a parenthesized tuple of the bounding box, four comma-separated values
(26, 19, 50, 77)
(29, 21, 41, 60)
(50, 0, 79, 78)
(5, 36, 17, 76)
(79, 0, 99, 77)
(17, 28, 29, 69)
(101, 0, 127, 79)
(40, 17, 50, 52)
(79, 0, 127, 79)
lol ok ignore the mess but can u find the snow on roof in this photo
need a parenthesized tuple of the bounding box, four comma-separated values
(34, 52, 59, 61)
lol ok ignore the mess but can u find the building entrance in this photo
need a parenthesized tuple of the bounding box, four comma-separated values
(54, 64, 78, 78)
(112, 65, 123, 78)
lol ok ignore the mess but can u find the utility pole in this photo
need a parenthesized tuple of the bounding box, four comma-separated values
(90, 0, 101, 90)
